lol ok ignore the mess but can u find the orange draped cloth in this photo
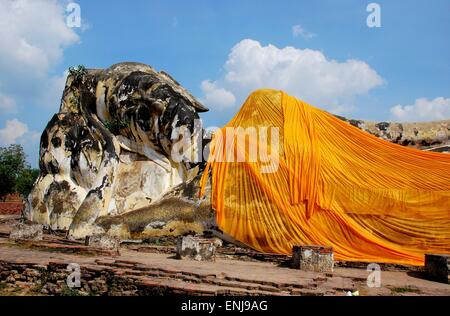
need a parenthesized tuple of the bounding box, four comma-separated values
(201, 89, 450, 265)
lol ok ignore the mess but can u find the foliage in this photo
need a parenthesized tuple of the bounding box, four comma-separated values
(60, 285, 82, 296)
(0, 144, 39, 199)
(68, 65, 87, 86)
(389, 286, 422, 294)
(67, 65, 86, 110)
(0, 144, 27, 199)
(104, 118, 130, 134)
(69, 91, 81, 109)
(16, 168, 40, 197)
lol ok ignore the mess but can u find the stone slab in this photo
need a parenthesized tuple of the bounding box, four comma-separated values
(9, 223, 43, 241)
(176, 236, 217, 261)
(425, 253, 449, 284)
(85, 234, 120, 250)
(291, 245, 334, 273)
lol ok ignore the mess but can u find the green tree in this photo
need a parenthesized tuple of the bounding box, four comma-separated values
(15, 168, 40, 197)
(0, 144, 37, 200)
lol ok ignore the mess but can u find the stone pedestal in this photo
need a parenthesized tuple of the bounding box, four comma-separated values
(85, 234, 120, 250)
(9, 223, 43, 241)
(176, 236, 217, 261)
(425, 254, 449, 284)
(291, 245, 334, 272)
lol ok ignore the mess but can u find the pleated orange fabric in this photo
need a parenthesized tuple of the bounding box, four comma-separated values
(200, 89, 450, 265)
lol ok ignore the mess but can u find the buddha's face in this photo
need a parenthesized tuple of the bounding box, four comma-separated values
(39, 113, 103, 189)
(98, 67, 207, 164)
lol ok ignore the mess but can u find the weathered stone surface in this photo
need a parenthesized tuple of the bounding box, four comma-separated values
(425, 145, 450, 153)
(85, 234, 120, 250)
(24, 63, 210, 239)
(291, 245, 334, 273)
(335, 116, 450, 152)
(23, 61, 449, 245)
(176, 236, 217, 261)
(94, 173, 214, 240)
(425, 254, 449, 284)
(9, 223, 43, 241)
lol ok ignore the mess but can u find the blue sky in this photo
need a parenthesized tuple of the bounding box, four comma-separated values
(0, 0, 449, 166)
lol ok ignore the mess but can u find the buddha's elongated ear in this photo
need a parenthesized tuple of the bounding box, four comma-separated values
(191, 99, 209, 113)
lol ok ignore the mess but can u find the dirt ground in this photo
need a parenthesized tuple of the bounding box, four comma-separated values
(0, 215, 448, 296)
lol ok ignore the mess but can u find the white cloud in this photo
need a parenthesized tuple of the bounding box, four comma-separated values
(0, 93, 17, 114)
(0, 0, 79, 78)
(0, 0, 77, 163)
(0, 0, 79, 108)
(390, 97, 450, 122)
(0, 118, 40, 150)
(0, 119, 29, 145)
(200, 39, 384, 114)
(292, 24, 315, 39)
(200, 80, 236, 110)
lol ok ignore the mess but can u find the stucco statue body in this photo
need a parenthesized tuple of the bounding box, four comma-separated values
(24, 63, 211, 239)
(24, 62, 449, 241)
